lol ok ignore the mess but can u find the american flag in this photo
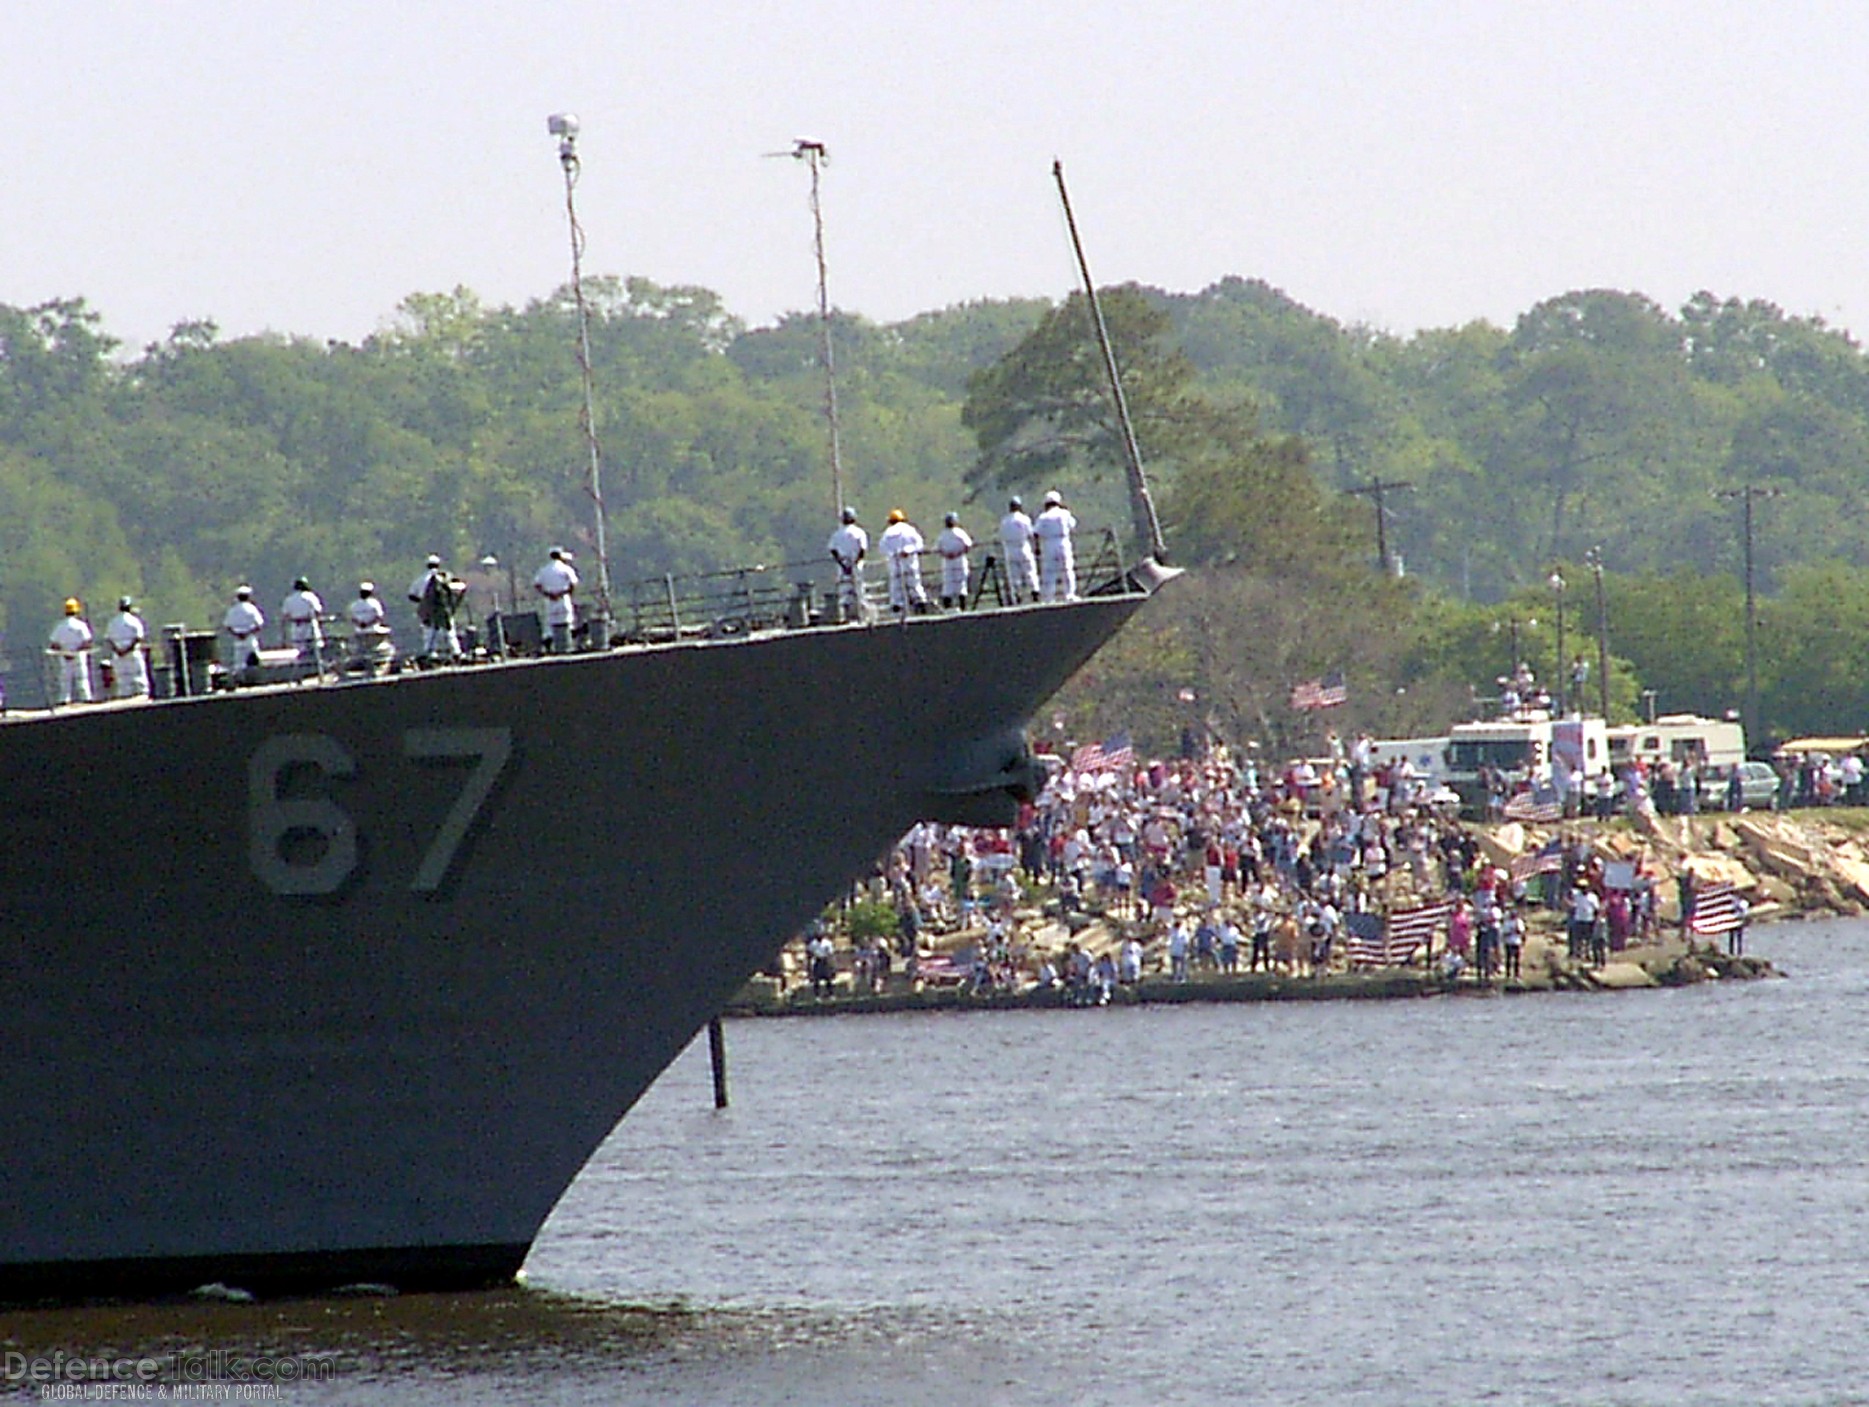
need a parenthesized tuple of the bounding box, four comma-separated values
(914, 950, 972, 985)
(1345, 901, 1450, 966)
(1288, 670, 1347, 711)
(1509, 840, 1564, 884)
(1069, 730, 1134, 774)
(1502, 788, 1563, 823)
(1688, 881, 1749, 936)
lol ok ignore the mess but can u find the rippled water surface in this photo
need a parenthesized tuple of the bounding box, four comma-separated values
(10, 921, 1868, 1405)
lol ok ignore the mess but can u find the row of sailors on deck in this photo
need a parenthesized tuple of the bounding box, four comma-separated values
(45, 548, 583, 704)
(827, 493, 1078, 617)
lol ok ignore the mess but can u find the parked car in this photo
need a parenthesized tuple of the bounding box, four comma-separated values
(1717, 760, 1781, 811)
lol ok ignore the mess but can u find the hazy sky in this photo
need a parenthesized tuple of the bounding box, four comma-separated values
(9, 2, 1869, 354)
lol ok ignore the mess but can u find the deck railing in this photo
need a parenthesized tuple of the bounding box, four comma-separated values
(609, 527, 1132, 644)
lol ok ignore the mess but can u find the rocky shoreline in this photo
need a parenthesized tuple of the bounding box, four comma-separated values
(725, 934, 1777, 1017)
(729, 808, 1865, 1017)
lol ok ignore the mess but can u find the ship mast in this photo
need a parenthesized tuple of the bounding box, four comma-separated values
(1052, 159, 1168, 564)
(547, 113, 614, 620)
(788, 139, 846, 518)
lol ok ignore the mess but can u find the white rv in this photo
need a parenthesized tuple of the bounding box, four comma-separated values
(1606, 715, 1746, 772)
(1442, 713, 1610, 818)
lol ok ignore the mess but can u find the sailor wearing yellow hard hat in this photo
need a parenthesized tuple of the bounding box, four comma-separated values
(878, 509, 929, 614)
(47, 597, 94, 705)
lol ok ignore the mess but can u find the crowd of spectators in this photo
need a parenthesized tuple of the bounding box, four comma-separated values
(795, 736, 1604, 998)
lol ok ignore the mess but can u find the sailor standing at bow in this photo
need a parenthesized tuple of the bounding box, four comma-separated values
(281, 576, 326, 668)
(47, 598, 94, 705)
(1035, 489, 1078, 602)
(878, 510, 928, 614)
(223, 586, 265, 671)
(409, 554, 461, 663)
(827, 507, 869, 621)
(935, 512, 973, 609)
(104, 596, 150, 699)
(998, 497, 1039, 604)
(346, 581, 394, 671)
(532, 546, 579, 653)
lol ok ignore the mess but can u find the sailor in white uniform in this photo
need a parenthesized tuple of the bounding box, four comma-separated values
(104, 596, 149, 698)
(934, 512, 973, 609)
(877, 509, 928, 613)
(998, 496, 1039, 603)
(47, 598, 94, 705)
(827, 507, 869, 620)
(223, 586, 265, 671)
(1035, 489, 1078, 602)
(532, 546, 580, 653)
(346, 581, 393, 669)
(281, 576, 325, 665)
(408, 554, 460, 661)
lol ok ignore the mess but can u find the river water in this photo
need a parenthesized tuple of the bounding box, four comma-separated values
(9, 920, 1868, 1405)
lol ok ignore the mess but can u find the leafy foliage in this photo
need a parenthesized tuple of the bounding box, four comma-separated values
(8, 269, 1869, 748)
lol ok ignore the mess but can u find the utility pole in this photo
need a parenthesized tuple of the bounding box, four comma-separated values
(1548, 570, 1568, 715)
(1345, 478, 1415, 576)
(1715, 485, 1782, 750)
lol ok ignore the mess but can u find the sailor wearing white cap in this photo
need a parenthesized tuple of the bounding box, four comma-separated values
(533, 546, 580, 653)
(998, 496, 1038, 604)
(935, 512, 974, 609)
(1034, 489, 1078, 602)
(347, 581, 393, 671)
(281, 576, 325, 664)
(409, 554, 460, 662)
(223, 585, 265, 670)
(827, 507, 869, 621)
(104, 596, 149, 698)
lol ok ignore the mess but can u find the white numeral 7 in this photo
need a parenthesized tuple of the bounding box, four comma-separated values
(403, 727, 514, 893)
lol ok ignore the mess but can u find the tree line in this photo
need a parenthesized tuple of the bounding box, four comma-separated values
(3, 275, 1867, 747)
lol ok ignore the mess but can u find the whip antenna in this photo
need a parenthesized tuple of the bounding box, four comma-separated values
(1052, 159, 1167, 563)
(768, 139, 846, 517)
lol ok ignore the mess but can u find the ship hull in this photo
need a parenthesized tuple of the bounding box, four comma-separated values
(0, 584, 1156, 1300)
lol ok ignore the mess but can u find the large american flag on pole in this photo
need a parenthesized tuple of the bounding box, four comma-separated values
(1289, 670, 1347, 711)
(1069, 730, 1134, 774)
(1688, 881, 1749, 936)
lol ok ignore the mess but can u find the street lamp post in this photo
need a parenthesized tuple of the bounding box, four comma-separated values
(1548, 570, 1567, 715)
(1584, 546, 1609, 720)
(479, 554, 505, 656)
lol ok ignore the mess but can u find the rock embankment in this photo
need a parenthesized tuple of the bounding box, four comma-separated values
(1481, 808, 1869, 929)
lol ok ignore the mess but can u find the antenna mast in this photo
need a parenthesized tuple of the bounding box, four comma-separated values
(1052, 159, 1167, 564)
(548, 112, 613, 617)
(789, 140, 846, 517)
